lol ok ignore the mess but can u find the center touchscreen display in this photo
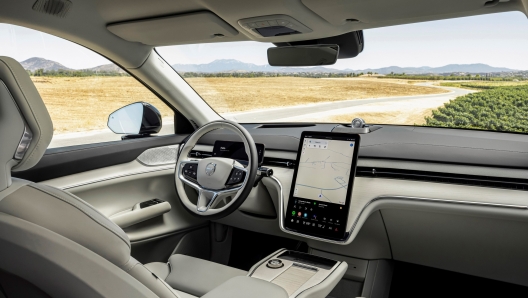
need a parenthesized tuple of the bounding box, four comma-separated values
(284, 132, 360, 241)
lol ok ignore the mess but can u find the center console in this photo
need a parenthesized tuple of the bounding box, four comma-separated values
(248, 249, 348, 298)
(160, 250, 347, 298)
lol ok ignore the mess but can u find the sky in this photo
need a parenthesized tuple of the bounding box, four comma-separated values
(1, 11, 528, 70)
(0, 23, 110, 69)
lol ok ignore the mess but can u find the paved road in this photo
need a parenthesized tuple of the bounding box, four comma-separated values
(50, 84, 472, 148)
(224, 84, 472, 122)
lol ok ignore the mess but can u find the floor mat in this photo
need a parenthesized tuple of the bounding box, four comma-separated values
(327, 279, 362, 298)
(389, 262, 528, 298)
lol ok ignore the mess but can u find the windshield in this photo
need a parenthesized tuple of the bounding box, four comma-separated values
(157, 12, 528, 133)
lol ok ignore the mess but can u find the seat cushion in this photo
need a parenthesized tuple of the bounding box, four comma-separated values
(145, 261, 197, 298)
(145, 262, 171, 279)
(0, 181, 131, 267)
(147, 254, 247, 297)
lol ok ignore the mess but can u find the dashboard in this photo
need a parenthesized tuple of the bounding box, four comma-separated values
(190, 124, 528, 247)
(182, 123, 528, 287)
(199, 131, 362, 243)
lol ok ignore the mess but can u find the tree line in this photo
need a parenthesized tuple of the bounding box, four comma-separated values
(28, 69, 129, 77)
(28, 68, 371, 78)
(179, 72, 365, 78)
(383, 73, 526, 81)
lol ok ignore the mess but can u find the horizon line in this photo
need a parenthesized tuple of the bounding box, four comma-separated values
(19, 57, 523, 72)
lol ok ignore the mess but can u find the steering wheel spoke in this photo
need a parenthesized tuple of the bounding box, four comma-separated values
(196, 189, 219, 212)
(196, 184, 244, 212)
(225, 165, 248, 187)
(179, 160, 201, 189)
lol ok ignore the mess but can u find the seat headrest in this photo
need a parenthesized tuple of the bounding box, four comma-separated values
(0, 57, 53, 191)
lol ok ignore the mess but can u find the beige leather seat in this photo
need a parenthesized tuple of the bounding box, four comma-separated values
(0, 56, 285, 298)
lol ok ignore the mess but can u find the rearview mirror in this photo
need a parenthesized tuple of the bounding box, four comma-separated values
(108, 102, 162, 137)
(267, 45, 339, 67)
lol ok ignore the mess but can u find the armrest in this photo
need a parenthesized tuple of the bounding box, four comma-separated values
(110, 200, 171, 228)
(164, 254, 247, 297)
(202, 276, 288, 298)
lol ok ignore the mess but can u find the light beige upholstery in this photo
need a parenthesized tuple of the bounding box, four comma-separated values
(0, 56, 281, 298)
(201, 276, 288, 298)
(147, 254, 248, 297)
(0, 57, 53, 176)
(0, 57, 180, 297)
(0, 183, 131, 266)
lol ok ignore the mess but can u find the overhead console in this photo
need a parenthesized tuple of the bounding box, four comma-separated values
(238, 15, 312, 38)
(281, 131, 360, 243)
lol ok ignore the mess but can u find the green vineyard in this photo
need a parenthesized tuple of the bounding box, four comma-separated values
(425, 84, 528, 133)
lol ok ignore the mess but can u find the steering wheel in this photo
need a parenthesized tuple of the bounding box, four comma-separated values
(175, 120, 258, 220)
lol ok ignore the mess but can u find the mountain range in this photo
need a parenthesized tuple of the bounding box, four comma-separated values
(20, 57, 125, 73)
(171, 59, 517, 74)
(19, 57, 517, 75)
(21, 57, 71, 72)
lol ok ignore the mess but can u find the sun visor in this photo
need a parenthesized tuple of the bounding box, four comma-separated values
(107, 11, 239, 46)
(301, 0, 503, 26)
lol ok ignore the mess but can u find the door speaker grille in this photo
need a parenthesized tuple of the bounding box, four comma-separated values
(32, 0, 72, 18)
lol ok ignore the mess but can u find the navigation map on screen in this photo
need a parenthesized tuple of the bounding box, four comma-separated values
(293, 138, 355, 205)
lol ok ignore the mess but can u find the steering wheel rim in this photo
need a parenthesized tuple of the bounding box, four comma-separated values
(175, 120, 258, 220)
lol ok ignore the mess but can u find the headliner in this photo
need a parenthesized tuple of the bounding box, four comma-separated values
(0, 0, 525, 68)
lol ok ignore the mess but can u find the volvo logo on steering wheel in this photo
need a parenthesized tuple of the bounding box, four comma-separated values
(205, 163, 216, 176)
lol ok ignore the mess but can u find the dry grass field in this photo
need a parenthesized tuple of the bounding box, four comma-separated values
(31, 77, 172, 133)
(31, 76, 448, 134)
(186, 77, 447, 113)
(307, 96, 453, 125)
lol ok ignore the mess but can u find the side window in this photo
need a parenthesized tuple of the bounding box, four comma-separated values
(0, 23, 174, 148)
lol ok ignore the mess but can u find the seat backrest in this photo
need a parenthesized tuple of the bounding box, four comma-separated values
(0, 57, 52, 192)
(0, 56, 179, 297)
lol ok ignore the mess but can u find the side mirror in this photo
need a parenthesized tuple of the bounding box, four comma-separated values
(267, 45, 339, 67)
(108, 102, 162, 138)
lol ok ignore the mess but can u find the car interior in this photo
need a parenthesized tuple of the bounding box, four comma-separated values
(1, 0, 528, 297)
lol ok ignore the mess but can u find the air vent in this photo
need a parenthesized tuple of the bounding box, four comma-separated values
(256, 124, 316, 129)
(356, 167, 528, 192)
(263, 157, 296, 168)
(33, 0, 72, 18)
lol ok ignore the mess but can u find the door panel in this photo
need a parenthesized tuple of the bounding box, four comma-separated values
(12, 134, 188, 182)
(44, 160, 204, 239)
(14, 135, 209, 263)
(42, 157, 207, 260)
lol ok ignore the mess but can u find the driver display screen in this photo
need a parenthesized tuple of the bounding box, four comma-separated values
(285, 132, 360, 241)
(212, 141, 265, 165)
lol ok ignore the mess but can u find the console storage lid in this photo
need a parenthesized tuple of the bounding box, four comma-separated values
(249, 249, 348, 298)
(202, 276, 288, 298)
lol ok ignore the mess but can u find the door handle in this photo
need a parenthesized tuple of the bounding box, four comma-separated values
(110, 199, 171, 228)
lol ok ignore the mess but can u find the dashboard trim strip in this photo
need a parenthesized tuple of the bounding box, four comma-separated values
(60, 165, 175, 190)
